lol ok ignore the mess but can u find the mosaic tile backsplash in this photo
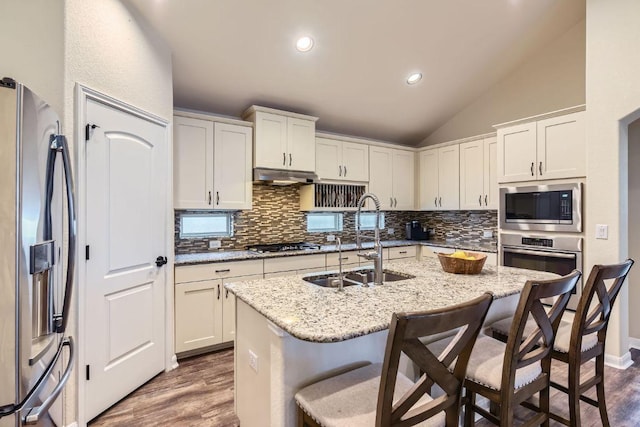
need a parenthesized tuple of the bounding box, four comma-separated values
(174, 184, 497, 254)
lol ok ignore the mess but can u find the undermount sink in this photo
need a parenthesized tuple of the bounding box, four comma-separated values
(302, 268, 415, 288)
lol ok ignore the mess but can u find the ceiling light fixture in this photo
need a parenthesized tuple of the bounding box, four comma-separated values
(296, 36, 314, 52)
(406, 72, 423, 85)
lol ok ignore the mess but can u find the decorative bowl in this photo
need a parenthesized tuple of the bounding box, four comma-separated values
(437, 251, 487, 274)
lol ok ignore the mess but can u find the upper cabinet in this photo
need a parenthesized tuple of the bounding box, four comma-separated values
(243, 106, 318, 172)
(369, 146, 415, 210)
(496, 109, 585, 183)
(174, 114, 252, 210)
(419, 145, 459, 210)
(459, 136, 498, 210)
(315, 137, 369, 182)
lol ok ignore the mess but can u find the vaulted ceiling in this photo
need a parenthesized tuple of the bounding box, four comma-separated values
(126, 0, 585, 145)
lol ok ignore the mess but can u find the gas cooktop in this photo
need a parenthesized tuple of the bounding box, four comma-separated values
(247, 242, 321, 253)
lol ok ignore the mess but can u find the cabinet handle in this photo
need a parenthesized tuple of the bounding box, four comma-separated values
(216, 191, 220, 205)
(530, 162, 534, 176)
(208, 191, 212, 205)
(215, 268, 231, 273)
(390, 197, 393, 207)
(339, 257, 349, 261)
(439, 197, 442, 207)
(343, 166, 347, 177)
(484, 195, 488, 206)
(283, 152, 286, 166)
(217, 284, 220, 300)
(479, 195, 482, 207)
(394, 198, 398, 207)
(225, 289, 229, 299)
(338, 165, 342, 176)
(539, 161, 543, 176)
(434, 197, 437, 207)
(399, 251, 407, 254)
(289, 153, 292, 166)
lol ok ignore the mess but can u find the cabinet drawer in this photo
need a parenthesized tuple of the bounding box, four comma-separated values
(387, 246, 417, 260)
(422, 246, 454, 258)
(326, 250, 360, 267)
(264, 254, 326, 274)
(175, 259, 264, 283)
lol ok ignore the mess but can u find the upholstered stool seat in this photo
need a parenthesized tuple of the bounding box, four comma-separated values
(295, 363, 444, 427)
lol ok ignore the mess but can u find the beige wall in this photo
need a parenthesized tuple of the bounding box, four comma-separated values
(0, 0, 64, 114)
(585, 0, 640, 360)
(422, 19, 585, 146)
(628, 120, 640, 341)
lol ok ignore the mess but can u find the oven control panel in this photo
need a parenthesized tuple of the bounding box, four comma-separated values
(521, 237, 553, 247)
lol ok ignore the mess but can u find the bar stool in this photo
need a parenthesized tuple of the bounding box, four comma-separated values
(487, 260, 633, 426)
(294, 293, 493, 427)
(461, 270, 581, 426)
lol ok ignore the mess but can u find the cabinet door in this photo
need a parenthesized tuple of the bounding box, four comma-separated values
(214, 123, 253, 210)
(287, 117, 316, 172)
(483, 136, 498, 209)
(221, 273, 262, 343)
(438, 145, 460, 210)
(315, 137, 341, 180)
(173, 116, 214, 209)
(392, 150, 415, 210)
(175, 280, 222, 353)
(369, 146, 394, 209)
(419, 149, 439, 210)
(537, 111, 585, 180)
(459, 140, 485, 210)
(254, 111, 288, 169)
(497, 122, 536, 183)
(342, 142, 369, 181)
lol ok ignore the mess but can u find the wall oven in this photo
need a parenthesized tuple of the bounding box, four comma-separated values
(499, 183, 582, 233)
(501, 233, 582, 310)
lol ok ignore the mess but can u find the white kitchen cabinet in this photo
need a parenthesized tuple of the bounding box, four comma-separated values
(418, 145, 459, 210)
(174, 259, 264, 354)
(459, 136, 498, 210)
(174, 114, 252, 209)
(263, 254, 326, 278)
(315, 137, 369, 182)
(326, 250, 360, 269)
(497, 110, 585, 183)
(386, 246, 418, 260)
(244, 106, 318, 172)
(369, 146, 415, 210)
(421, 245, 497, 266)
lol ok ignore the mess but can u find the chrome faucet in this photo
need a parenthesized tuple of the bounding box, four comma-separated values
(336, 237, 344, 292)
(356, 193, 383, 286)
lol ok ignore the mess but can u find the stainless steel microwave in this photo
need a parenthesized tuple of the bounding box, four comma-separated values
(499, 183, 582, 232)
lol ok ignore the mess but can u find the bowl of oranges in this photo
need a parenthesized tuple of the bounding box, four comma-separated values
(436, 250, 487, 274)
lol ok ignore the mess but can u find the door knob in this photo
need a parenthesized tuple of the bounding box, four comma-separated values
(155, 256, 168, 267)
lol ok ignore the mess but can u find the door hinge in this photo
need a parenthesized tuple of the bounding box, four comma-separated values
(85, 245, 90, 261)
(86, 365, 90, 381)
(85, 123, 99, 141)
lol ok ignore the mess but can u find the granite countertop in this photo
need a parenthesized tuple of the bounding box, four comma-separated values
(174, 238, 497, 265)
(224, 257, 555, 343)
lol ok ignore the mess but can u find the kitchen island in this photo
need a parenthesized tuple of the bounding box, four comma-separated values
(225, 257, 556, 427)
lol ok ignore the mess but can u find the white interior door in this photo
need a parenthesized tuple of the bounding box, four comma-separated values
(84, 98, 167, 420)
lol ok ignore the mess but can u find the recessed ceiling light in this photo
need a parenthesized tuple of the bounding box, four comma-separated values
(406, 72, 423, 85)
(296, 36, 314, 52)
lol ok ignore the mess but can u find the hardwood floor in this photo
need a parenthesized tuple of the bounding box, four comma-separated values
(90, 348, 640, 426)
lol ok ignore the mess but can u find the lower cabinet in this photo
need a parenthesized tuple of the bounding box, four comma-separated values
(386, 246, 418, 260)
(263, 254, 326, 278)
(421, 245, 497, 265)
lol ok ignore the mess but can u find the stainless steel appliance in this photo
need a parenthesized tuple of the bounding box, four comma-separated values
(247, 242, 321, 253)
(501, 233, 582, 310)
(499, 183, 582, 232)
(0, 78, 75, 426)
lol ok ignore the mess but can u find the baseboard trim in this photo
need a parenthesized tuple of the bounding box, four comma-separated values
(629, 337, 640, 350)
(604, 351, 633, 369)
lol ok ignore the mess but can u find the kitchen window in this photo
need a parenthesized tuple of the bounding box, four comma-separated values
(307, 213, 344, 232)
(357, 212, 385, 230)
(179, 212, 233, 238)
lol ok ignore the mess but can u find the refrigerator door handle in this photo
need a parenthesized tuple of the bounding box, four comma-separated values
(48, 134, 76, 334)
(23, 337, 75, 425)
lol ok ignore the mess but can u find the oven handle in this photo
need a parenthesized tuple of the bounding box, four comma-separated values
(502, 246, 576, 259)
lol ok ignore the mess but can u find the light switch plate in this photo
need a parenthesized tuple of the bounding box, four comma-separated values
(388, 228, 395, 236)
(248, 350, 258, 373)
(326, 234, 335, 242)
(483, 230, 493, 238)
(209, 240, 221, 249)
(595, 224, 609, 240)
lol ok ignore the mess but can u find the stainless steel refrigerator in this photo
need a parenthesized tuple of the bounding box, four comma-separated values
(0, 78, 75, 426)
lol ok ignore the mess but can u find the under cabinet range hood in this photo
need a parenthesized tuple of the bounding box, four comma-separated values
(253, 167, 319, 185)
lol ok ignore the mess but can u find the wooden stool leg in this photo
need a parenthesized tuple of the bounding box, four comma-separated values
(540, 386, 550, 427)
(595, 355, 611, 427)
(464, 390, 475, 427)
(568, 365, 581, 427)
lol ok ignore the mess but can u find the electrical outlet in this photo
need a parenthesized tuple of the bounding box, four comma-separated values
(326, 234, 335, 242)
(595, 224, 609, 240)
(248, 350, 258, 373)
(388, 228, 395, 236)
(483, 230, 493, 238)
(209, 240, 221, 249)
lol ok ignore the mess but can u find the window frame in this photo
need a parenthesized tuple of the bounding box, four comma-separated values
(179, 212, 234, 239)
(306, 212, 344, 233)
(357, 212, 385, 231)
